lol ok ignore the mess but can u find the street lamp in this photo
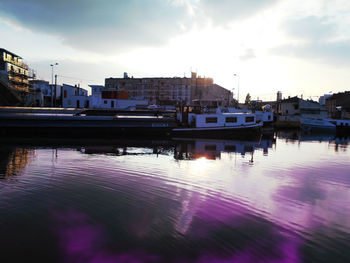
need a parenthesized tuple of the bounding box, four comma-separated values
(234, 73, 240, 104)
(50, 63, 58, 107)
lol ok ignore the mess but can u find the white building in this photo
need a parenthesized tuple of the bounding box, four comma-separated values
(88, 85, 147, 109)
(61, 84, 148, 109)
(319, 94, 332, 105)
(62, 84, 89, 108)
(30, 80, 62, 106)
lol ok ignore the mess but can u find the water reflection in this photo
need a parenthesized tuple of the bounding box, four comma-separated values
(174, 138, 274, 161)
(0, 135, 350, 262)
(0, 147, 35, 178)
(277, 129, 350, 153)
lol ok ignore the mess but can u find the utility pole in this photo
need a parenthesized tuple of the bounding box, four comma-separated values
(54, 74, 57, 107)
(234, 73, 240, 104)
(50, 63, 58, 107)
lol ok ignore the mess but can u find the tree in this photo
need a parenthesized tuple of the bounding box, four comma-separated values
(245, 93, 251, 105)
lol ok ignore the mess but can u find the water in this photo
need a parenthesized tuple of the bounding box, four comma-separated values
(0, 132, 350, 263)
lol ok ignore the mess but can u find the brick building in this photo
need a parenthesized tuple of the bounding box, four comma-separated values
(105, 72, 233, 106)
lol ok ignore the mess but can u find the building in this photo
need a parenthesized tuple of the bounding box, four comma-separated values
(30, 80, 63, 106)
(276, 96, 327, 126)
(0, 48, 32, 95)
(319, 94, 332, 106)
(105, 72, 233, 106)
(88, 85, 147, 109)
(62, 84, 89, 108)
(326, 91, 350, 119)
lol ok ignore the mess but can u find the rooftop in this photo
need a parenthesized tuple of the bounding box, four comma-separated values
(0, 48, 22, 59)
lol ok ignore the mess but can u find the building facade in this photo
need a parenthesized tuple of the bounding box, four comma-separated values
(105, 72, 232, 106)
(62, 84, 89, 108)
(30, 80, 63, 106)
(0, 48, 31, 94)
(277, 96, 327, 125)
(326, 91, 350, 119)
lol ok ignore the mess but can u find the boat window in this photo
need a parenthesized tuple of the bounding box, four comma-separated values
(224, 145, 236, 152)
(205, 117, 217, 123)
(245, 116, 255, 122)
(205, 145, 216, 151)
(226, 117, 237, 123)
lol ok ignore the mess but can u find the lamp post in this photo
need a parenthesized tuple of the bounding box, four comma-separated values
(50, 63, 58, 107)
(234, 73, 240, 104)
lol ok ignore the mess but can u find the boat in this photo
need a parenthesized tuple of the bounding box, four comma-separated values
(301, 117, 336, 133)
(0, 110, 177, 137)
(172, 109, 261, 139)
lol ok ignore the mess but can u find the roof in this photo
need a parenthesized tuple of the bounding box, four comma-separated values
(281, 96, 319, 105)
(327, 91, 350, 100)
(281, 96, 299, 103)
(0, 48, 22, 59)
(88, 85, 105, 89)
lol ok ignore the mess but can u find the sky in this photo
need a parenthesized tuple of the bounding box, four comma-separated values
(1, 0, 350, 101)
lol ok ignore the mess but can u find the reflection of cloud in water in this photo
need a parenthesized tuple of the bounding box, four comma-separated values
(175, 191, 303, 263)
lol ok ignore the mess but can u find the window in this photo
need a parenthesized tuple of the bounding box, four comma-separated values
(226, 117, 237, 123)
(268, 115, 271, 120)
(205, 117, 217, 123)
(205, 145, 216, 151)
(224, 145, 236, 151)
(64, 90, 67, 98)
(104, 100, 107, 104)
(245, 116, 255, 122)
(294, 104, 299, 110)
(111, 101, 114, 108)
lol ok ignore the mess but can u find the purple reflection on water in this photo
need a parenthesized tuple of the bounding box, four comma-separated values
(52, 208, 159, 263)
(175, 191, 303, 263)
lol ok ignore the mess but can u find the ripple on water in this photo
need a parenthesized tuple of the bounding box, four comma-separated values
(0, 137, 350, 262)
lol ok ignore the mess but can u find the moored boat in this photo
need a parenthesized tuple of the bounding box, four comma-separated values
(172, 111, 261, 139)
(301, 118, 336, 133)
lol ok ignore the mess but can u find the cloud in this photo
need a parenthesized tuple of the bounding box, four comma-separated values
(283, 16, 337, 41)
(0, 0, 193, 53)
(0, 0, 281, 54)
(198, 0, 280, 25)
(239, 48, 256, 61)
(273, 40, 350, 65)
(272, 15, 350, 65)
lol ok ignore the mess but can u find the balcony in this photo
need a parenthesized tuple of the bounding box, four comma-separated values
(3, 56, 29, 70)
(8, 68, 29, 77)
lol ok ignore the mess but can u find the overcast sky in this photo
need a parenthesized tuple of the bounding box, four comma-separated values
(1, 0, 350, 100)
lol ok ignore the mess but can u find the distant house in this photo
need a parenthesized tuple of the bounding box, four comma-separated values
(62, 84, 89, 108)
(30, 80, 62, 106)
(276, 96, 327, 127)
(88, 85, 147, 109)
(326, 91, 350, 119)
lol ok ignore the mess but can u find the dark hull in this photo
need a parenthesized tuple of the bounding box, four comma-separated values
(336, 126, 350, 136)
(172, 125, 261, 139)
(0, 115, 175, 138)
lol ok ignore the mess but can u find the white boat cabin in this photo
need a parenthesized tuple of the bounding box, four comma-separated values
(187, 112, 258, 128)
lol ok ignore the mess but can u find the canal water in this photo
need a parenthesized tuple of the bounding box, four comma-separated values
(0, 132, 349, 263)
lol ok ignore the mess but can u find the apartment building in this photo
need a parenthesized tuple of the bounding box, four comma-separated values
(105, 72, 232, 106)
(0, 48, 31, 94)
